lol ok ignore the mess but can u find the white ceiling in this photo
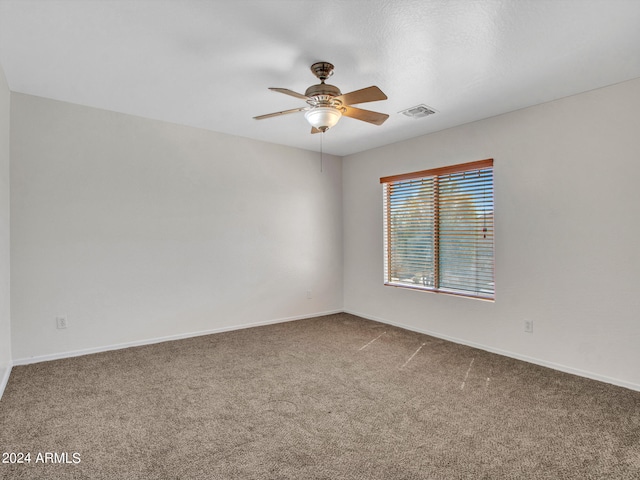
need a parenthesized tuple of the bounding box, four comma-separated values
(1, 0, 640, 156)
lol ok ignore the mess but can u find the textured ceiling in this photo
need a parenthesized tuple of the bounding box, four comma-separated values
(1, 0, 640, 156)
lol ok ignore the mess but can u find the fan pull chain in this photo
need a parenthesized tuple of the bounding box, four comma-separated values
(320, 131, 324, 172)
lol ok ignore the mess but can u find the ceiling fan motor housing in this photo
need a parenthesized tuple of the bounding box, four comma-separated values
(305, 83, 342, 102)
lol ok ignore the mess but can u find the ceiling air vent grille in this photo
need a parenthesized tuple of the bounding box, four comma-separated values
(400, 104, 437, 119)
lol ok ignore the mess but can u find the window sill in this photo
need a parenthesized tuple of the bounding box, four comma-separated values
(384, 282, 495, 302)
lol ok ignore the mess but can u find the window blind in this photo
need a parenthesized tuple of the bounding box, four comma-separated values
(381, 159, 494, 300)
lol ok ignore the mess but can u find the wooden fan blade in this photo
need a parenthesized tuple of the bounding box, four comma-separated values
(311, 127, 322, 134)
(343, 106, 389, 125)
(334, 86, 387, 105)
(269, 87, 309, 100)
(253, 107, 309, 120)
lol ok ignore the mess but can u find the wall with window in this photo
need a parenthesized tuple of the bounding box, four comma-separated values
(0, 63, 11, 393)
(10, 93, 343, 362)
(343, 77, 640, 390)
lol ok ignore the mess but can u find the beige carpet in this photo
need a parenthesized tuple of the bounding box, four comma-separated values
(1, 313, 639, 479)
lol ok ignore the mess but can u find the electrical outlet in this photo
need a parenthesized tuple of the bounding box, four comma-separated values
(524, 319, 533, 333)
(56, 316, 67, 329)
(306, 290, 313, 299)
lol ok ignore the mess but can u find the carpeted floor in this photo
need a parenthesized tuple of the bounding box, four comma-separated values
(1, 313, 639, 479)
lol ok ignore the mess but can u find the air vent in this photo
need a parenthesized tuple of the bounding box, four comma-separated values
(399, 104, 437, 119)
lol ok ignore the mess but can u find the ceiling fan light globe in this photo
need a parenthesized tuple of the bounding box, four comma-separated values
(305, 107, 342, 132)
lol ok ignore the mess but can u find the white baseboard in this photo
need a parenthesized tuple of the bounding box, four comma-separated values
(12, 309, 343, 366)
(10, 308, 639, 393)
(0, 364, 12, 400)
(344, 309, 640, 393)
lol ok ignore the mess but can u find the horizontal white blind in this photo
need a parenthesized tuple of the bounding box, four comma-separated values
(387, 177, 436, 287)
(382, 159, 494, 300)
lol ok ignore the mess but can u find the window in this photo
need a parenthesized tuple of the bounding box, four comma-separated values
(381, 159, 494, 300)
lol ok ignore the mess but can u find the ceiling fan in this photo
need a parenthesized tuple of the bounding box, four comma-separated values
(254, 62, 389, 133)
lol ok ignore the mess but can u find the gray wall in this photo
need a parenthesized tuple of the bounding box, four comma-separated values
(10, 94, 343, 361)
(343, 78, 640, 390)
(0, 63, 11, 392)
